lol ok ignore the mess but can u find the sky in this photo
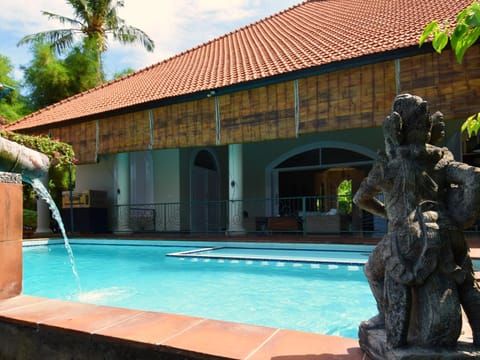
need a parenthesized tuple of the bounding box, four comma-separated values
(0, 0, 301, 82)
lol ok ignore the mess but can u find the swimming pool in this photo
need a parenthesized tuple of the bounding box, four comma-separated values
(23, 240, 376, 339)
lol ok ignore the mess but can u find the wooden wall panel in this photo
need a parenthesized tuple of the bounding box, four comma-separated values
(400, 45, 480, 119)
(98, 110, 150, 154)
(152, 98, 216, 148)
(219, 82, 296, 144)
(50, 121, 97, 164)
(298, 61, 396, 134)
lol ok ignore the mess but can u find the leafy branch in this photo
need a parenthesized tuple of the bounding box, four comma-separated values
(0, 130, 77, 167)
(419, 1, 480, 136)
(0, 130, 77, 206)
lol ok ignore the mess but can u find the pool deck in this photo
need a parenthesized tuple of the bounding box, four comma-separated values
(1, 234, 479, 359)
(0, 295, 365, 359)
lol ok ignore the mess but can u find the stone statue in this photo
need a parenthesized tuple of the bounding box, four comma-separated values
(353, 94, 480, 359)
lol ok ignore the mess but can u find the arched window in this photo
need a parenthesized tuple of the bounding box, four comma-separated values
(194, 150, 217, 170)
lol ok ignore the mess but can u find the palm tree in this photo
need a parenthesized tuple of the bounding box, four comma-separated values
(18, 0, 155, 83)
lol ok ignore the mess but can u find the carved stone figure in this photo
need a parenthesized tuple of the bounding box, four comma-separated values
(354, 94, 480, 359)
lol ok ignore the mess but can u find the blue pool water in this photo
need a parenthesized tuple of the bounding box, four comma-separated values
(23, 240, 377, 338)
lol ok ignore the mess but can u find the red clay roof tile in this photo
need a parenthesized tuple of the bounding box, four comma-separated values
(8, 0, 472, 131)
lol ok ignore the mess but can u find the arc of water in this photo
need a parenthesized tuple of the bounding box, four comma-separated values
(30, 178, 81, 292)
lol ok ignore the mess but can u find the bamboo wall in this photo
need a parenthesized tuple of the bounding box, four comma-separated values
(399, 45, 480, 119)
(220, 81, 296, 143)
(298, 61, 396, 133)
(98, 111, 151, 154)
(42, 46, 480, 164)
(152, 98, 216, 148)
(50, 121, 97, 164)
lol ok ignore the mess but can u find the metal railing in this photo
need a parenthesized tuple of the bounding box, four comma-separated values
(113, 195, 385, 237)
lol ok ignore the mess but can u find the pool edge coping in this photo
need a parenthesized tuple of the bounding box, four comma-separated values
(0, 294, 366, 359)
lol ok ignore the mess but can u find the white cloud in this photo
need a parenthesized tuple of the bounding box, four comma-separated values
(104, 0, 262, 74)
(0, 0, 74, 36)
(0, 0, 301, 79)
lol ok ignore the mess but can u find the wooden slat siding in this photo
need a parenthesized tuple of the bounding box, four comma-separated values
(373, 61, 397, 125)
(152, 98, 216, 148)
(399, 45, 480, 119)
(219, 82, 296, 144)
(359, 64, 375, 125)
(298, 61, 396, 134)
(23, 48, 480, 159)
(50, 122, 97, 164)
(97, 110, 150, 154)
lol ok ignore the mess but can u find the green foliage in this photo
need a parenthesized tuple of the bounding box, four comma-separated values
(23, 208, 37, 228)
(64, 38, 101, 92)
(22, 42, 99, 110)
(337, 179, 352, 215)
(461, 113, 480, 137)
(0, 130, 76, 208)
(22, 43, 72, 110)
(0, 54, 30, 121)
(419, 1, 480, 63)
(18, 0, 154, 85)
(420, 1, 480, 136)
(113, 67, 135, 79)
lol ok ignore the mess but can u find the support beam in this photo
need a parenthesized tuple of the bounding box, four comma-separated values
(115, 152, 132, 234)
(227, 143, 246, 235)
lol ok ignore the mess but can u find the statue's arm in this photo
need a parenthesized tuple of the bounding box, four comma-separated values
(353, 165, 387, 219)
(446, 161, 480, 228)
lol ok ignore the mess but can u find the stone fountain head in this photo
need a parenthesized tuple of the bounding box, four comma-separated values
(0, 136, 50, 181)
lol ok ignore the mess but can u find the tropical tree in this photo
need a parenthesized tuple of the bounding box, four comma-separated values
(22, 43, 72, 110)
(419, 1, 480, 136)
(18, 0, 154, 84)
(22, 42, 99, 110)
(113, 67, 135, 79)
(0, 55, 30, 121)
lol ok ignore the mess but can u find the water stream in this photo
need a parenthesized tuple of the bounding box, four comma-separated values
(29, 178, 81, 290)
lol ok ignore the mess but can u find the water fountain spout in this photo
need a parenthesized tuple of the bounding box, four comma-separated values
(0, 135, 80, 289)
(0, 136, 50, 181)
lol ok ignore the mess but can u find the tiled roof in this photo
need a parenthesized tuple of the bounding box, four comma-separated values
(8, 0, 471, 130)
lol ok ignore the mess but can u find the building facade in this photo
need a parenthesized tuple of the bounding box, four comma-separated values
(7, 0, 479, 235)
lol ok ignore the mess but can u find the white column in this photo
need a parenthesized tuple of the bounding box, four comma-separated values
(115, 152, 132, 234)
(227, 143, 246, 235)
(35, 175, 52, 234)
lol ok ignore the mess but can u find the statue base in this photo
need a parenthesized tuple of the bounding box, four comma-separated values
(359, 326, 480, 360)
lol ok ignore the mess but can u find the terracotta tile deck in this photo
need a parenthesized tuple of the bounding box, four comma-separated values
(0, 295, 367, 359)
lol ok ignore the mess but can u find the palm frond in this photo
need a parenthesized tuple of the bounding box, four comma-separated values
(113, 25, 155, 52)
(67, 0, 89, 20)
(50, 32, 78, 54)
(17, 29, 79, 55)
(41, 11, 83, 28)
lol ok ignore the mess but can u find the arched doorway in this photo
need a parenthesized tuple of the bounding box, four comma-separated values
(190, 149, 221, 232)
(265, 142, 381, 233)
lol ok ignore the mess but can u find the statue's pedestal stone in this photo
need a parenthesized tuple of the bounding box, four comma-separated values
(0, 173, 22, 299)
(359, 326, 480, 360)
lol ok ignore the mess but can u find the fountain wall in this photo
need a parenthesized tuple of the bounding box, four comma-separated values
(0, 172, 22, 299)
